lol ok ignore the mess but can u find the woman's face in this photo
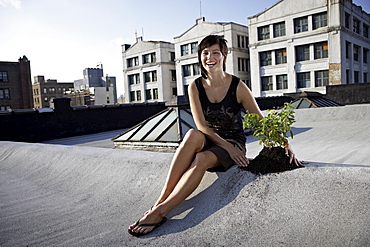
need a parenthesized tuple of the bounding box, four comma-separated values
(200, 44, 226, 74)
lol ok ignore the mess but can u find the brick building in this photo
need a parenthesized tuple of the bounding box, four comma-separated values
(32, 76, 74, 108)
(0, 56, 33, 110)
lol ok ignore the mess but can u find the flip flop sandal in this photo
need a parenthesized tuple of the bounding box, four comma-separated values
(128, 217, 167, 237)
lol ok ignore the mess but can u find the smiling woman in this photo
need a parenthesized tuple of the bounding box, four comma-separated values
(128, 35, 301, 237)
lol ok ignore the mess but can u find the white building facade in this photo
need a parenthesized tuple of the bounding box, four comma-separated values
(73, 65, 117, 105)
(248, 0, 370, 97)
(122, 37, 177, 103)
(174, 17, 250, 96)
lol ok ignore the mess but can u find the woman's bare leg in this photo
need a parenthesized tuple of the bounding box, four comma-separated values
(153, 129, 206, 206)
(129, 150, 220, 235)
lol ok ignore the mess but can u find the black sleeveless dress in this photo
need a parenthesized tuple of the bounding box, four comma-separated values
(195, 75, 247, 171)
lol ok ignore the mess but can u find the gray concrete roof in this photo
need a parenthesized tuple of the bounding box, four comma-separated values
(1, 104, 369, 246)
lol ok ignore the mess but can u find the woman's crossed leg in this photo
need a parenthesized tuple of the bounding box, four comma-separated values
(128, 129, 221, 235)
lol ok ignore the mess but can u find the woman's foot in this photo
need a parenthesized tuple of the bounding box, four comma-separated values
(128, 207, 166, 236)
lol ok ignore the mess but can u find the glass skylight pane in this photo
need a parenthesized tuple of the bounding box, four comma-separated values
(130, 111, 170, 141)
(180, 110, 196, 126)
(158, 123, 178, 142)
(115, 126, 140, 141)
(145, 110, 177, 141)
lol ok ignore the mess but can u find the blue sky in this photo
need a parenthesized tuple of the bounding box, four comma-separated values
(1, 0, 369, 96)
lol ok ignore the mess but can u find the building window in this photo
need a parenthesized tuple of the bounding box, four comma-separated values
(260, 51, 272, 66)
(354, 45, 360, 61)
(49, 87, 56, 93)
(0, 89, 10, 99)
(346, 69, 351, 83)
(128, 74, 140, 85)
(364, 72, 368, 82)
(191, 42, 198, 54)
(44, 96, 48, 102)
(353, 18, 360, 34)
(237, 35, 248, 48)
(172, 87, 177, 96)
(143, 53, 156, 64)
(313, 12, 327, 29)
(294, 16, 308, 33)
(258, 25, 270, 40)
(127, 57, 139, 67)
(261, 76, 273, 91)
(130, 91, 135, 101)
(364, 48, 369, 63)
(315, 70, 329, 87)
(145, 89, 152, 100)
(276, 74, 288, 90)
(181, 44, 189, 56)
(296, 45, 310, 61)
(364, 24, 369, 38)
(297, 72, 311, 88)
(345, 13, 350, 29)
(136, 91, 141, 101)
(192, 63, 200, 76)
(153, 88, 158, 100)
(0, 72, 8, 82)
(144, 71, 157, 83)
(346, 41, 351, 59)
(354, 71, 359, 83)
(314, 41, 328, 59)
(170, 52, 175, 62)
(275, 48, 287, 64)
(1, 105, 11, 111)
(171, 70, 176, 81)
(273, 22, 286, 37)
(182, 64, 191, 77)
(238, 58, 248, 71)
(43, 87, 47, 94)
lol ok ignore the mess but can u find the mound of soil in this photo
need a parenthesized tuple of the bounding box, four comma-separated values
(241, 146, 304, 174)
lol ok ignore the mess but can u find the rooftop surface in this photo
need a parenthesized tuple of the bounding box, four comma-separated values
(1, 104, 369, 246)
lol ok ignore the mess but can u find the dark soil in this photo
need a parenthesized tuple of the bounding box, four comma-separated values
(241, 146, 304, 174)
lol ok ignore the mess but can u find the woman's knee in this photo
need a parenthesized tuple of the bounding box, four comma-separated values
(180, 129, 205, 150)
(191, 151, 218, 171)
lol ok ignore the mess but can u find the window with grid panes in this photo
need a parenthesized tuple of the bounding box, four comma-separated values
(260, 51, 272, 66)
(313, 12, 327, 29)
(297, 72, 311, 88)
(315, 70, 329, 87)
(261, 76, 273, 91)
(0, 72, 8, 82)
(353, 18, 360, 34)
(296, 45, 310, 61)
(294, 16, 308, 33)
(273, 22, 286, 37)
(276, 75, 288, 89)
(314, 42, 328, 59)
(275, 48, 287, 64)
(258, 25, 270, 40)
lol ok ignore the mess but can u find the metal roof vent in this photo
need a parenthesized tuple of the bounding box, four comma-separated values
(112, 96, 196, 152)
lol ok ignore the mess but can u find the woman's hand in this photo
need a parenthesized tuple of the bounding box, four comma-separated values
(226, 143, 249, 167)
(284, 143, 303, 167)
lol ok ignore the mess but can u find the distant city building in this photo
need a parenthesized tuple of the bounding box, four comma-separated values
(122, 37, 177, 103)
(73, 64, 117, 105)
(174, 17, 250, 96)
(248, 0, 370, 97)
(0, 56, 33, 110)
(32, 76, 74, 108)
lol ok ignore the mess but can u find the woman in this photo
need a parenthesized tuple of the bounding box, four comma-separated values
(128, 35, 301, 236)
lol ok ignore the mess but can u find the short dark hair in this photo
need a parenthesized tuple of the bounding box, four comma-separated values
(198, 35, 228, 79)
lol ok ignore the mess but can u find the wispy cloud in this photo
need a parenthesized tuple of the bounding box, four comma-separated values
(0, 0, 21, 8)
